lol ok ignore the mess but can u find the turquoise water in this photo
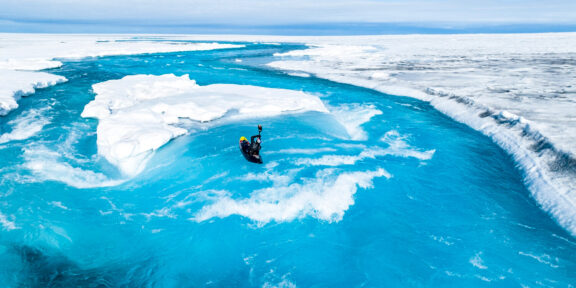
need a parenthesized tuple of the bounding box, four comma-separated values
(0, 43, 575, 287)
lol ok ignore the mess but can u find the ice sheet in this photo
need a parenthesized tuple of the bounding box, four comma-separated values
(82, 74, 329, 176)
(0, 34, 243, 71)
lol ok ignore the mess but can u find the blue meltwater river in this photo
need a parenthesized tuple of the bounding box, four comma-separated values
(0, 42, 575, 287)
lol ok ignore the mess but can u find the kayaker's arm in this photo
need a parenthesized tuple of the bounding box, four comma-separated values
(251, 135, 261, 143)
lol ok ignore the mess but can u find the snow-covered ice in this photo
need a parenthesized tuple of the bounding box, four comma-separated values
(0, 33, 243, 116)
(0, 34, 244, 71)
(82, 74, 329, 176)
(0, 70, 66, 115)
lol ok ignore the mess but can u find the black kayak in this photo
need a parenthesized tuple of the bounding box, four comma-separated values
(239, 137, 263, 164)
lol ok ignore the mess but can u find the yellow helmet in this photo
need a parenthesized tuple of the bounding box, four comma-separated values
(240, 136, 247, 142)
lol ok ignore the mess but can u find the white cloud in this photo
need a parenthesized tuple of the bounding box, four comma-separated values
(1, 0, 576, 26)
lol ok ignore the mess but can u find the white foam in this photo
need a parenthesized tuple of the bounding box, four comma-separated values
(269, 147, 337, 155)
(82, 74, 329, 176)
(49, 201, 69, 210)
(296, 131, 434, 166)
(329, 104, 382, 140)
(0, 108, 51, 144)
(193, 168, 390, 223)
(470, 252, 488, 270)
(518, 252, 559, 269)
(241, 168, 303, 187)
(23, 145, 124, 189)
(263, 275, 297, 288)
(0, 212, 18, 231)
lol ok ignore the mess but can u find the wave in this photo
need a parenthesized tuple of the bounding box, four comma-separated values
(268, 147, 337, 155)
(295, 130, 434, 166)
(192, 168, 390, 224)
(0, 108, 51, 144)
(22, 145, 124, 189)
(328, 103, 382, 141)
(0, 109, 51, 144)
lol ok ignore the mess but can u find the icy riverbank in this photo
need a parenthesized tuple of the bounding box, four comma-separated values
(262, 33, 576, 235)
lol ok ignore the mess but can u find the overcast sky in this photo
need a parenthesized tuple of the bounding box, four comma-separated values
(1, 0, 576, 34)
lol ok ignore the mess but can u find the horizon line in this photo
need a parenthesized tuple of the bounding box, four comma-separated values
(2, 21, 576, 36)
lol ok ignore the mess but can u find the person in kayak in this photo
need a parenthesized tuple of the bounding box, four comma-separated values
(240, 125, 263, 162)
